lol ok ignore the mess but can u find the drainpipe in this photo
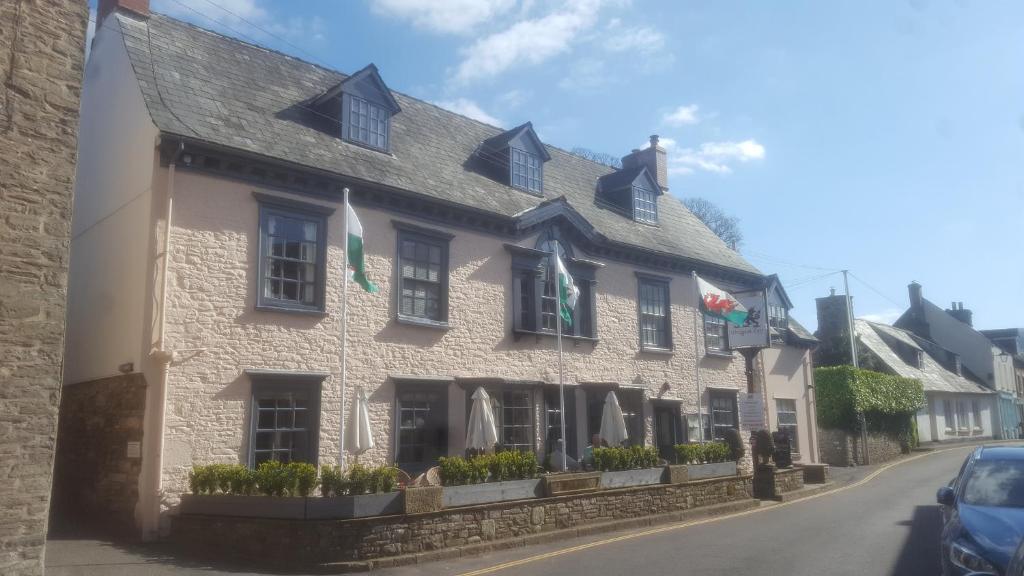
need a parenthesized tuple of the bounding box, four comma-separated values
(143, 147, 178, 539)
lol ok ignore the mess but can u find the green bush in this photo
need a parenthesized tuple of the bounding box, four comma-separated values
(673, 442, 732, 465)
(438, 452, 539, 486)
(815, 366, 924, 434)
(291, 462, 318, 497)
(592, 445, 659, 471)
(370, 466, 399, 494)
(722, 428, 745, 461)
(319, 465, 345, 497)
(255, 460, 295, 497)
(347, 463, 373, 495)
(226, 465, 257, 495)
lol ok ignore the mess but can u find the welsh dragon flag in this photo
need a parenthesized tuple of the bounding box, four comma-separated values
(696, 275, 747, 327)
(346, 204, 377, 293)
(555, 254, 580, 326)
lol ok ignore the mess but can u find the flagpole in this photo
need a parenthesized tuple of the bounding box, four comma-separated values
(553, 242, 568, 472)
(339, 187, 351, 470)
(692, 271, 704, 443)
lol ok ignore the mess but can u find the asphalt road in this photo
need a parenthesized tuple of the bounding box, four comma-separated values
(44, 444, 975, 576)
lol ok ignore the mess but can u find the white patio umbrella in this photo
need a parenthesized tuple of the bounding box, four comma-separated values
(466, 387, 498, 452)
(343, 388, 374, 456)
(599, 391, 628, 447)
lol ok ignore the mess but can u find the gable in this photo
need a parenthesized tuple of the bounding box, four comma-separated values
(312, 64, 400, 112)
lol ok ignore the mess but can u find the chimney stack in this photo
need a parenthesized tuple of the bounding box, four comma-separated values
(621, 135, 668, 193)
(98, 0, 150, 25)
(908, 281, 923, 312)
(946, 301, 974, 327)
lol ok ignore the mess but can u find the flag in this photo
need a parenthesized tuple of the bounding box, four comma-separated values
(555, 254, 579, 326)
(696, 275, 747, 327)
(346, 204, 377, 293)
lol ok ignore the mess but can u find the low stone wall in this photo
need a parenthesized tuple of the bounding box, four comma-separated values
(51, 374, 147, 535)
(818, 427, 904, 467)
(752, 465, 803, 499)
(171, 474, 753, 566)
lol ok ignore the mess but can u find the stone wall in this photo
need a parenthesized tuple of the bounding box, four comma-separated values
(172, 474, 753, 566)
(752, 465, 804, 499)
(818, 427, 904, 467)
(51, 374, 147, 536)
(0, 1, 88, 573)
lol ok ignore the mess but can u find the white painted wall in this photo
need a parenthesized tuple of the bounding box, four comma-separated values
(928, 393, 993, 442)
(762, 345, 818, 463)
(65, 17, 159, 385)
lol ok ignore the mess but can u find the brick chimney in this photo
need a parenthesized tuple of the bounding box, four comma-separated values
(946, 301, 974, 327)
(899, 281, 931, 339)
(98, 0, 149, 25)
(815, 288, 852, 346)
(621, 135, 668, 193)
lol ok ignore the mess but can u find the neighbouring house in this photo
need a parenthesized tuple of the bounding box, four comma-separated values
(980, 327, 1024, 430)
(759, 276, 821, 463)
(63, 0, 792, 539)
(895, 282, 1021, 440)
(0, 1, 88, 574)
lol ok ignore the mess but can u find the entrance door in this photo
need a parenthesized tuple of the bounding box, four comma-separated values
(396, 388, 448, 475)
(654, 404, 681, 461)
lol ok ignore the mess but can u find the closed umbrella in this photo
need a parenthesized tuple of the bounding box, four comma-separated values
(344, 388, 374, 455)
(466, 387, 499, 452)
(599, 391, 628, 447)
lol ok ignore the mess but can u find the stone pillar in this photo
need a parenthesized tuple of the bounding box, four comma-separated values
(0, 1, 89, 573)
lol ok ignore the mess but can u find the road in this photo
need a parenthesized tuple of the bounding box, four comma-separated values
(45, 445, 974, 576)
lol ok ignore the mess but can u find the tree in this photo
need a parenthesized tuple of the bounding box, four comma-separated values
(569, 147, 621, 168)
(682, 197, 743, 250)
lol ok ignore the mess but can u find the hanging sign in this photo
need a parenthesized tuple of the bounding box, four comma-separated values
(727, 289, 769, 349)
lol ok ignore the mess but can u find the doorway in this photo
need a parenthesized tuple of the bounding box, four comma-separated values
(653, 403, 682, 461)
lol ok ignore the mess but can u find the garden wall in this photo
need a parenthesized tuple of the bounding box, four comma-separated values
(818, 427, 903, 467)
(171, 473, 753, 566)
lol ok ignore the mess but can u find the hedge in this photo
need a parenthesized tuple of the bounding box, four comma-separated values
(592, 445, 659, 471)
(815, 365, 924, 433)
(437, 451, 538, 486)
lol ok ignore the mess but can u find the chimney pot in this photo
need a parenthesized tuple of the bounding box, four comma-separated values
(650, 135, 660, 148)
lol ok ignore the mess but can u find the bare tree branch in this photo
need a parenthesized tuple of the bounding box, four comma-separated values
(683, 197, 743, 250)
(569, 147, 622, 168)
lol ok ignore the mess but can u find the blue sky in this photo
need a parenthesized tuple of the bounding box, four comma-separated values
(89, 0, 1024, 331)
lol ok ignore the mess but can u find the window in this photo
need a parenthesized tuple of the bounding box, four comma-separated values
(776, 399, 799, 453)
(348, 95, 389, 150)
(257, 200, 328, 312)
(638, 276, 671, 350)
(707, 390, 738, 440)
(397, 228, 449, 324)
(396, 387, 447, 473)
(704, 313, 728, 353)
(633, 185, 658, 224)
(944, 400, 955, 432)
(545, 387, 577, 458)
(768, 304, 788, 344)
(972, 400, 982, 433)
(586, 388, 644, 446)
(249, 375, 323, 466)
(509, 241, 596, 339)
(956, 400, 970, 433)
(500, 391, 533, 452)
(511, 148, 542, 193)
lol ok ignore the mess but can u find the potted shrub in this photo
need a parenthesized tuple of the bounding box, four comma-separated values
(305, 463, 403, 519)
(439, 451, 543, 507)
(593, 446, 665, 489)
(667, 442, 737, 483)
(179, 462, 308, 519)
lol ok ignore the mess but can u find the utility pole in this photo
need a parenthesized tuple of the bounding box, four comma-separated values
(842, 270, 868, 464)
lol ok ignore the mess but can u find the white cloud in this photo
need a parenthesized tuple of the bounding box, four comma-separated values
(371, 0, 518, 35)
(152, 0, 327, 47)
(558, 58, 608, 91)
(860, 309, 902, 325)
(434, 98, 503, 126)
(663, 104, 700, 126)
(496, 89, 530, 109)
(667, 139, 766, 175)
(603, 21, 665, 55)
(453, 0, 603, 84)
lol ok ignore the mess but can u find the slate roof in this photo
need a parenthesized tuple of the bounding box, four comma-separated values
(786, 317, 818, 344)
(113, 12, 760, 277)
(855, 319, 992, 395)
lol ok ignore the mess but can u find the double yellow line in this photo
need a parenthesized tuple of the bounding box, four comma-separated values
(456, 446, 967, 576)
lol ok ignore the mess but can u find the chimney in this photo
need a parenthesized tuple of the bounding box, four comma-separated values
(815, 290, 854, 363)
(908, 281, 923, 312)
(98, 0, 150, 25)
(621, 135, 668, 192)
(946, 301, 974, 327)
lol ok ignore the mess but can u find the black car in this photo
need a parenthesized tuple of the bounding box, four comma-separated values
(938, 446, 1024, 575)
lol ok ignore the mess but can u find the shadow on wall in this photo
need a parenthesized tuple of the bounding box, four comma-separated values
(888, 504, 942, 576)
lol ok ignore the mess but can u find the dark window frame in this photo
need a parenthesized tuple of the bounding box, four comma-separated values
(343, 93, 391, 152)
(254, 193, 333, 314)
(508, 242, 598, 340)
(775, 398, 799, 453)
(463, 385, 537, 453)
(636, 273, 672, 351)
(704, 313, 729, 354)
(706, 389, 738, 441)
(395, 383, 449, 473)
(632, 184, 658, 224)
(393, 221, 452, 327)
(510, 147, 543, 193)
(247, 371, 325, 467)
(585, 387, 645, 447)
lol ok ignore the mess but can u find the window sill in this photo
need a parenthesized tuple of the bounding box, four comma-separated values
(639, 346, 673, 355)
(704, 350, 735, 359)
(513, 328, 598, 344)
(255, 304, 328, 317)
(397, 315, 450, 330)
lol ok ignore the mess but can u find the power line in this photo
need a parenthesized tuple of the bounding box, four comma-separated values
(848, 271, 904, 309)
(743, 249, 839, 273)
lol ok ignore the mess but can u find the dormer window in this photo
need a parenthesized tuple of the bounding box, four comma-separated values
(633, 185, 658, 224)
(347, 96, 389, 150)
(512, 148, 542, 193)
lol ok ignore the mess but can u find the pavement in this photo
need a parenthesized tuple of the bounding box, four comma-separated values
(44, 444, 978, 575)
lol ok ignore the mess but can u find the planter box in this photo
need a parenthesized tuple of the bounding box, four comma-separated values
(600, 467, 666, 489)
(798, 463, 830, 484)
(442, 478, 542, 508)
(404, 486, 442, 514)
(179, 494, 305, 519)
(541, 472, 602, 497)
(305, 492, 403, 519)
(667, 461, 738, 484)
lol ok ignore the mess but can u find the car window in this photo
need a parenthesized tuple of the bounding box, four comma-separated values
(952, 453, 974, 492)
(962, 460, 1024, 508)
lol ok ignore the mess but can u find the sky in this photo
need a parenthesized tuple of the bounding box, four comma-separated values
(87, 0, 1024, 332)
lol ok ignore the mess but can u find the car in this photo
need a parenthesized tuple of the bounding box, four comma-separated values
(938, 445, 1024, 576)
